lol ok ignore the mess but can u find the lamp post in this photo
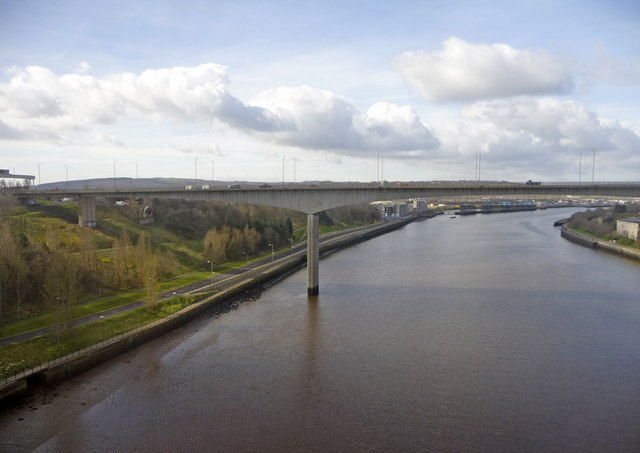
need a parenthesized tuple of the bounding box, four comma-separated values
(99, 315, 104, 341)
(207, 260, 214, 282)
(55, 296, 61, 332)
(289, 237, 294, 251)
(113, 160, 117, 190)
(242, 251, 247, 263)
(268, 243, 274, 262)
(579, 152, 582, 184)
(147, 277, 151, 301)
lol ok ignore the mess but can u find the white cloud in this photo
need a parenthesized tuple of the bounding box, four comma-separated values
(461, 97, 638, 152)
(393, 37, 574, 102)
(432, 97, 640, 179)
(0, 119, 24, 139)
(0, 64, 438, 157)
(171, 143, 222, 156)
(250, 85, 439, 156)
(0, 64, 279, 133)
(94, 131, 124, 147)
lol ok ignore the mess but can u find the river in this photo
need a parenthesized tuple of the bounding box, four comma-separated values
(2, 207, 640, 452)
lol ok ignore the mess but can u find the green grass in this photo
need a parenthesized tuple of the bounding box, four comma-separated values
(0, 269, 225, 340)
(0, 293, 206, 380)
(0, 291, 144, 339)
(568, 225, 640, 250)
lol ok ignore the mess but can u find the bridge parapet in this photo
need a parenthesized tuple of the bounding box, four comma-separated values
(11, 182, 640, 214)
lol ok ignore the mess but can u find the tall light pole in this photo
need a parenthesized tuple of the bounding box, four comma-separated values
(293, 157, 296, 183)
(579, 153, 583, 184)
(210, 160, 214, 184)
(64, 164, 68, 182)
(242, 251, 247, 263)
(113, 160, 117, 190)
(135, 162, 139, 189)
(268, 243, 274, 262)
(282, 155, 285, 183)
(592, 149, 596, 183)
(207, 260, 214, 282)
(37, 162, 42, 187)
(99, 315, 104, 341)
(194, 157, 198, 186)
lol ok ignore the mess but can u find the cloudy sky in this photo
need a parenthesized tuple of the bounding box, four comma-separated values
(1, 0, 639, 184)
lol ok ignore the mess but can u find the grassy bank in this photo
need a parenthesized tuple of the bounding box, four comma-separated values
(0, 293, 206, 380)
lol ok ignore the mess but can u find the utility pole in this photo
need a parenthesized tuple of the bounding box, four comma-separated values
(579, 153, 582, 184)
(475, 154, 478, 180)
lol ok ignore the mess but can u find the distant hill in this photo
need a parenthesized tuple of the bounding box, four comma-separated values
(36, 178, 342, 191)
(38, 177, 243, 191)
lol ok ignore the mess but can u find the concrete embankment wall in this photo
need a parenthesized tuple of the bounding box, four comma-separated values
(561, 226, 640, 261)
(0, 217, 416, 404)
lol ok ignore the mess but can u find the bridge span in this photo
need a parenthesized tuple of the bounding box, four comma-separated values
(11, 181, 640, 295)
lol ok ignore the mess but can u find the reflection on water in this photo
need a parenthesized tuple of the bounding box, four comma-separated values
(3, 208, 640, 452)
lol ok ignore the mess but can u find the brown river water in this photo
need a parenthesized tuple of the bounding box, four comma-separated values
(2, 207, 640, 452)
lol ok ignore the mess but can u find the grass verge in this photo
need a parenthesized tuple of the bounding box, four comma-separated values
(0, 293, 207, 380)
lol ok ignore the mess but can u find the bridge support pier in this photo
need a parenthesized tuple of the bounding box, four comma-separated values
(307, 213, 319, 296)
(78, 196, 97, 228)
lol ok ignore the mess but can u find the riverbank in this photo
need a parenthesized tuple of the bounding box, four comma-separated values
(455, 206, 538, 216)
(0, 216, 417, 405)
(560, 225, 640, 262)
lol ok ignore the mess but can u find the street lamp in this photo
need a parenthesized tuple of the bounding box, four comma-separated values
(207, 260, 214, 282)
(147, 277, 151, 300)
(99, 315, 104, 341)
(268, 243, 274, 262)
(242, 251, 247, 263)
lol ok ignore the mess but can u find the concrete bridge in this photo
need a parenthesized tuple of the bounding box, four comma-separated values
(11, 181, 640, 295)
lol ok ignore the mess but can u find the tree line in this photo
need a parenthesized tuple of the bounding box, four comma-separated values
(0, 196, 380, 325)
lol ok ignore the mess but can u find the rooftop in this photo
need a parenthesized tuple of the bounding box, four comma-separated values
(618, 217, 640, 224)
